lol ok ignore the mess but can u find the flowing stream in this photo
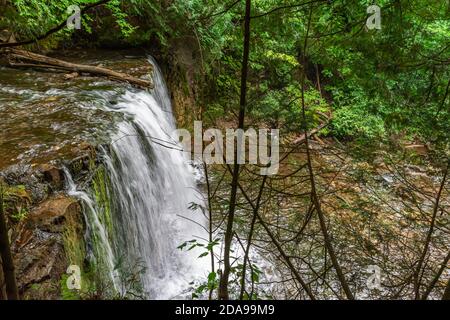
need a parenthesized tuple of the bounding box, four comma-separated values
(65, 57, 207, 299)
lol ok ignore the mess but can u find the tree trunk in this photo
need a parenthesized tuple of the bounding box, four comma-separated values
(414, 162, 448, 299)
(421, 250, 450, 299)
(0, 190, 19, 300)
(218, 0, 252, 300)
(0, 256, 6, 299)
(239, 175, 267, 299)
(223, 166, 315, 300)
(298, 5, 354, 300)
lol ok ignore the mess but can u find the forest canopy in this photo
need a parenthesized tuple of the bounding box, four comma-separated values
(1, 0, 448, 151)
(0, 0, 449, 302)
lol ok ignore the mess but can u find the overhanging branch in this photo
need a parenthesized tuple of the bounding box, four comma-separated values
(0, 0, 112, 48)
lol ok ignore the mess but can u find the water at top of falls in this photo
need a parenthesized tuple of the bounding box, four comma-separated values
(66, 57, 209, 299)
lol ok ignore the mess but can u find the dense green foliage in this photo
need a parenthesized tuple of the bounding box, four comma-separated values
(191, 0, 449, 146)
(172, 0, 448, 152)
(1, 0, 449, 301)
(2, 0, 448, 153)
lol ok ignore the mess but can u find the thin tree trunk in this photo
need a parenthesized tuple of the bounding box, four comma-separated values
(315, 64, 322, 97)
(233, 175, 316, 299)
(218, 0, 252, 300)
(421, 250, 450, 300)
(204, 163, 215, 300)
(0, 189, 19, 300)
(299, 5, 354, 300)
(239, 175, 267, 299)
(222, 162, 316, 300)
(414, 162, 448, 299)
(0, 256, 6, 299)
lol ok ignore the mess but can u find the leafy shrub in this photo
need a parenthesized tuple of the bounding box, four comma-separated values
(333, 105, 385, 139)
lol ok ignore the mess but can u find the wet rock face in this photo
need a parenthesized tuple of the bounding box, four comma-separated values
(13, 230, 66, 300)
(1, 161, 86, 300)
(38, 164, 64, 190)
(11, 195, 81, 300)
(1, 164, 49, 204)
(29, 196, 80, 233)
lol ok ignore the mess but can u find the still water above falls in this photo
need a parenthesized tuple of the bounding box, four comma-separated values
(1, 53, 208, 298)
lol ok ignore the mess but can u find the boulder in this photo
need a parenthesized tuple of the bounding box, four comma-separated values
(38, 164, 64, 188)
(29, 195, 80, 233)
(0, 29, 16, 43)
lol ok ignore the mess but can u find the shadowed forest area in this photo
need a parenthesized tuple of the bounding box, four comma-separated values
(0, 0, 449, 301)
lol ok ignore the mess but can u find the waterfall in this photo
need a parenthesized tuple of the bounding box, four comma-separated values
(65, 57, 207, 299)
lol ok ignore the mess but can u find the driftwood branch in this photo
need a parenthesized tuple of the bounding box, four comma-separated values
(291, 120, 329, 145)
(3, 48, 153, 89)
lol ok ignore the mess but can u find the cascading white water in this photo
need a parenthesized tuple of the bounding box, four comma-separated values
(66, 58, 208, 299)
(64, 168, 121, 292)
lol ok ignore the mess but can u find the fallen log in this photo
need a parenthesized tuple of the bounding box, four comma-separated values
(7, 61, 69, 72)
(2, 48, 153, 89)
(291, 120, 329, 145)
